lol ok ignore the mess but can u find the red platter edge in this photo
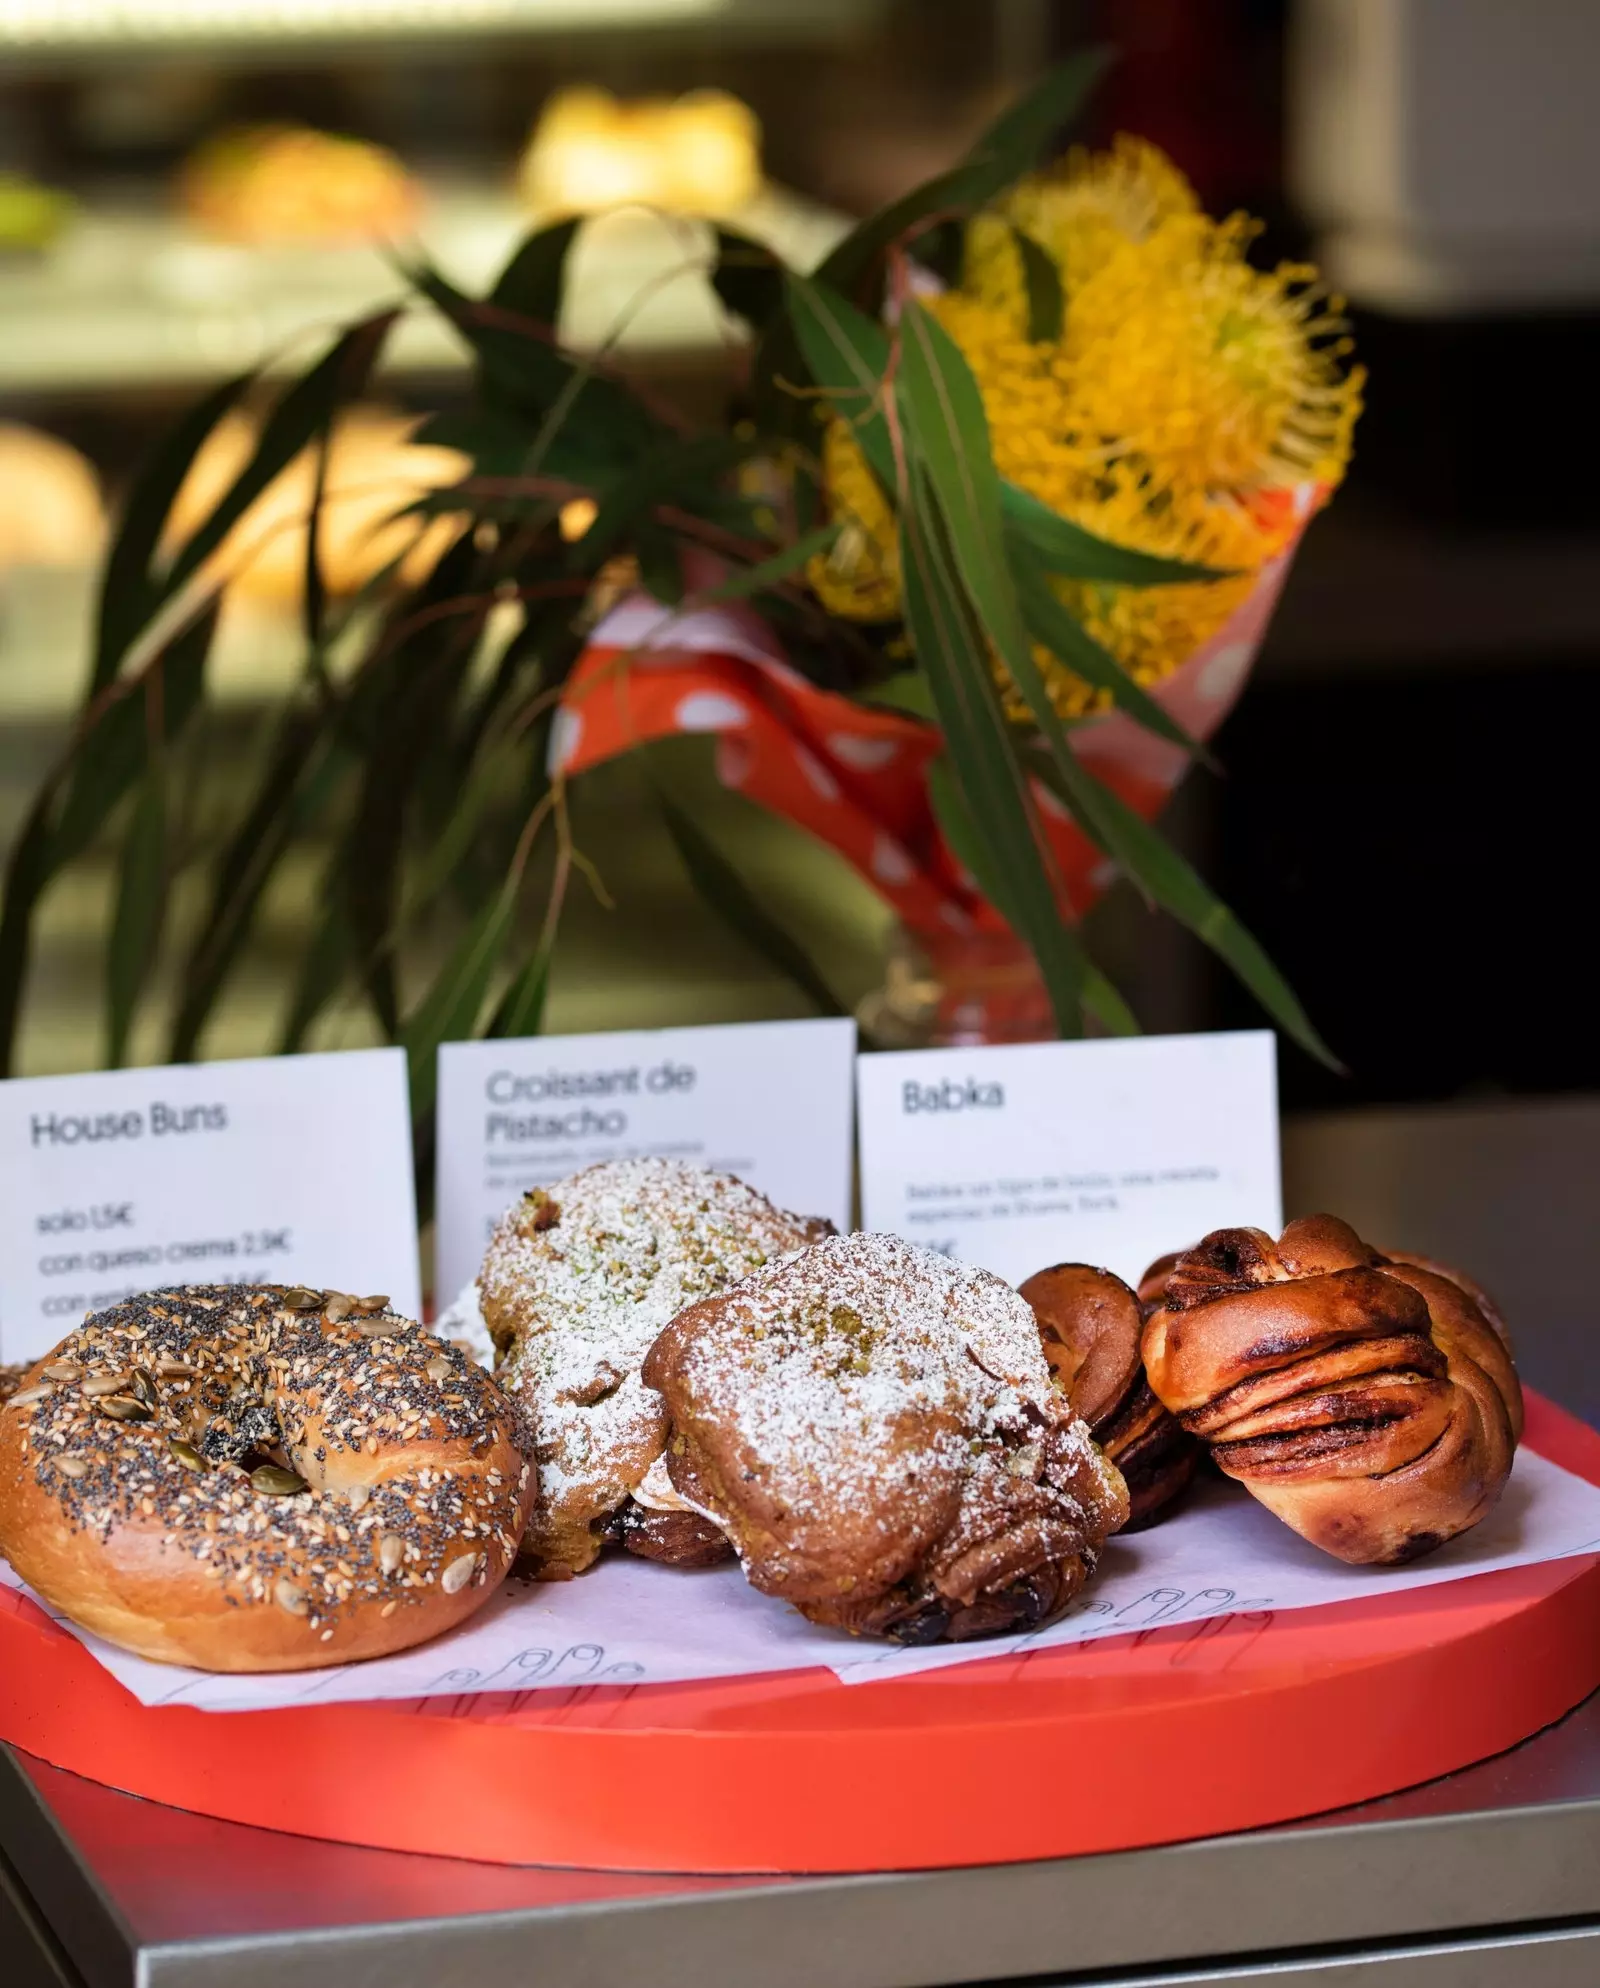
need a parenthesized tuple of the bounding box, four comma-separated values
(2, 1389, 1597, 1875)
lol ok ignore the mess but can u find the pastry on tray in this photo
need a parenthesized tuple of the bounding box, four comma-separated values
(1140, 1216, 1523, 1564)
(180, 124, 419, 245)
(641, 1232, 1129, 1643)
(479, 1157, 832, 1579)
(164, 405, 466, 606)
(0, 1285, 534, 1671)
(1019, 1262, 1199, 1529)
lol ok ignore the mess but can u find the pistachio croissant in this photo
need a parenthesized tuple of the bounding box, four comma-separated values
(1140, 1216, 1522, 1565)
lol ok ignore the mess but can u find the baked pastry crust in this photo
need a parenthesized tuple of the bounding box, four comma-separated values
(1020, 1262, 1198, 1529)
(0, 1286, 534, 1670)
(1141, 1216, 1522, 1564)
(480, 1158, 831, 1578)
(642, 1233, 1129, 1642)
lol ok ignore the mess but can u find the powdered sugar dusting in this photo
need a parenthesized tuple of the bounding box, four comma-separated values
(661, 1233, 1069, 1531)
(478, 1158, 828, 1569)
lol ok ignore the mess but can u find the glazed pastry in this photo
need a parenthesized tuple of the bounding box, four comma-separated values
(479, 1158, 831, 1579)
(1019, 1262, 1198, 1528)
(641, 1233, 1129, 1643)
(0, 1285, 534, 1670)
(1141, 1216, 1522, 1564)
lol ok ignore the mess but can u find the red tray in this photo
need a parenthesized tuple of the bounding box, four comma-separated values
(3, 1390, 1598, 1876)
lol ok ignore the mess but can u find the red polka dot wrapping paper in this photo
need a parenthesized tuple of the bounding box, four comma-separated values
(553, 489, 1317, 935)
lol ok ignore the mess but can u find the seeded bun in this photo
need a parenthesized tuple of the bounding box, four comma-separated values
(0, 1285, 535, 1672)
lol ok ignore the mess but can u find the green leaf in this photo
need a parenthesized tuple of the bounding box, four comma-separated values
(92, 369, 255, 694)
(897, 471, 1086, 1037)
(484, 938, 552, 1040)
(165, 313, 397, 595)
(929, 760, 1135, 1036)
(1000, 601, 1338, 1068)
(301, 421, 332, 661)
(1001, 482, 1232, 586)
(402, 889, 517, 1118)
(53, 604, 217, 870)
(412, 261, 658, 460)
(340, 529, 483, 1036)
(578, 432, 756, 564)
(105, 774, 168, 1069)
(0, 787, 62, 1076)
(896, 300, 1031, 660)
(167, 697, 341, 1063)
(787, 277, 1232, 605)
(711, 225, 785, 331)
(695, 522, 840, 605)
(657, 790, 846, 1018)
(1009, 538, 1212, 763)
(489, 217, 583, 328)
(864, 669, 937, 722)
(1010, 225, 1064, 342)
(277, 875, 351, 1054)
(816, 49, 1111, 301)
(784, 273, 895, 483)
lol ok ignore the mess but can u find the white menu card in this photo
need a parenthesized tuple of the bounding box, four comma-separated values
(857, 1030, 1281, 1287)
(434, 1017, 856, 1304)
(0, 1049, 421, 1365)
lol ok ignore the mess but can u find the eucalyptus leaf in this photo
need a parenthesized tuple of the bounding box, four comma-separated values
(93, 369, 254, 693)
(1010, 225, 1064, 342)
(484, 937, 552, 1040)
(0, 790, 60, 1075)
(1009, 537, 1211, 762)
(277, 879, 350, 1054)
(784, 273, 894, 484)
(1003, 612, 1337, 1067)
(711, 225, 785, 332)
(53, 603, 217, 870)
(578, 433, 757, 564)
(1002, 482, 1232, 586)
(165, 313, 397, 595)
(167, 697, 342, 1062)
(402, 888, 517, 1117)
(929, 760, 1135, 1036)
(657, 789, 846, 1018)
(898, 470, 1085, 1037)
(816, 47, 1110, 301)
(490, 217, 583, 328)
(105, 774, 168, 1069)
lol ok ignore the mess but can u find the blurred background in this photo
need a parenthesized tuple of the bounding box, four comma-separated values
(1, 0, 1596, 1398)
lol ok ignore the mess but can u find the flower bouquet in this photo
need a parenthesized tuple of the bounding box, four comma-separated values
(0, 51, 1358, 1106)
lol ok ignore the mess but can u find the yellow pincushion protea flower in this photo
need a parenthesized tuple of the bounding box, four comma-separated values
(965, 133, 1198, 308)
(810, 135, 1364, 719)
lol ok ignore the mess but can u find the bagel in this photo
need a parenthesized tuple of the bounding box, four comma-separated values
(1140, 1216, 1522, 1564)
(0, 1284, 535, 1671)
(1018, 1261, 1199, 1529)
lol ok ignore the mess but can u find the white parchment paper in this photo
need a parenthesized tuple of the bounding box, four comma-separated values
(5, 1448, 1600, 1713)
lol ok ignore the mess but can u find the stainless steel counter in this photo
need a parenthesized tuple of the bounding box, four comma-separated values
(5, 1685, 1600, 1988)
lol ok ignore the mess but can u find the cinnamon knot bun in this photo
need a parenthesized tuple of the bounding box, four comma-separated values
(1140, 1216, 1522, 1564)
